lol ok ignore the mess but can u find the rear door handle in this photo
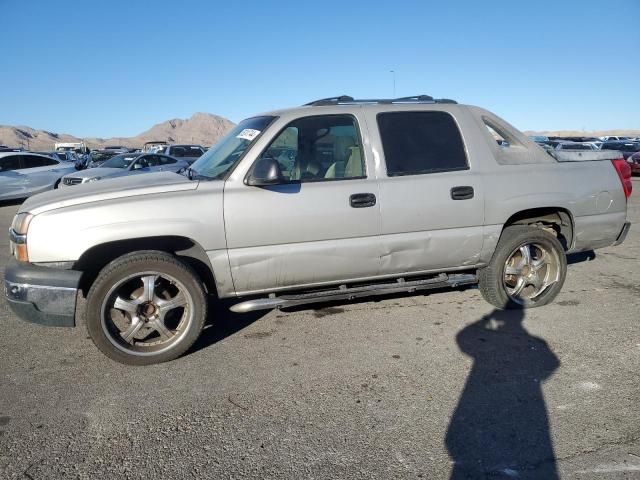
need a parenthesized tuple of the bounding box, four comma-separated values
(350, 193, 376, 208)
(450, 186, 474, 200)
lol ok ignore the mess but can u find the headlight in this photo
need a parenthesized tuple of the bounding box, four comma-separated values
(84, 177, 101, 183)
(11, 212, 34, 235)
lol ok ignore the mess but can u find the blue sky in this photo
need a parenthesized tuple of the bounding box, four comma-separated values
(1, 0, 638, 137)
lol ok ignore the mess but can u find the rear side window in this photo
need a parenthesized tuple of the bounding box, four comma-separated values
(22, 155, 58, 168)
(158, 155, 177, 165)
(0, 155, 22, 171)
(377, 111, 468, 176)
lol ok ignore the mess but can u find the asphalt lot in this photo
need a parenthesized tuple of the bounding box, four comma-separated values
(0, 179, 639, 479)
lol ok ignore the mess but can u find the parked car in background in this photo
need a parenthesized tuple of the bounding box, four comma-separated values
(55, 142, 88, 154)
(161, 144, 206, 164)
(82, 149, 120, 169)
(555, 142, 597, 151)
(32, 151, 77, 162)
(103, 145, 129, 151)
(599, 136, 631, 142)
(627, 151, 640, 175)
(143, 141, 169, 153)
(600, 141, 640, 160)
(528, 135, 549, 144)
(0, 152, 76, 200)
(60, 152, 188, 186)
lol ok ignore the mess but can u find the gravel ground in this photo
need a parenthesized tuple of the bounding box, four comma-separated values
(0, 179, 638, 479)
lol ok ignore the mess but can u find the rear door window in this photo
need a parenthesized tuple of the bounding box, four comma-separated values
(377, 111, 468, 176)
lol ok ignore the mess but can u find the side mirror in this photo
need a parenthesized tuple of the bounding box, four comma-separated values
(247, 157, 285, 186)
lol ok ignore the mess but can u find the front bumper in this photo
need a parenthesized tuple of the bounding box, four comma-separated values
(4, 259, 81, 327)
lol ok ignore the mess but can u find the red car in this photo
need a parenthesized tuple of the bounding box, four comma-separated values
(628, 152, 640, 175)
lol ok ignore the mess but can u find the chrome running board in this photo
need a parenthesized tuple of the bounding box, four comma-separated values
(229, 273, 477, 313)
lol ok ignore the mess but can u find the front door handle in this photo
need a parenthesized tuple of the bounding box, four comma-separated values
(450, 186, 474, 200)
(350, 193, 376, 208)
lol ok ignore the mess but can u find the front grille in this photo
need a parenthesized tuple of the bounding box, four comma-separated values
(63, 177, 83, 186)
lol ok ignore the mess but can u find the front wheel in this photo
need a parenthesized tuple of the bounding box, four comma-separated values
(478, 225, 567, 309)
(85, 251, 207, 365)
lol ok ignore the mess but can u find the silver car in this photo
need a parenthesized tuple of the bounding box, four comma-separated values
(60, 152, 189, 187)
(0, 152, 77, 201)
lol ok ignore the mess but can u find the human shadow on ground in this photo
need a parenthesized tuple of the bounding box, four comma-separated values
(445, 309, 560, 479)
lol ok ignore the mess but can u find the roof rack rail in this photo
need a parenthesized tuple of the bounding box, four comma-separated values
(305, 95, 354, 106)
(392, 95, 434, 102)
(304, 95, 457, 106)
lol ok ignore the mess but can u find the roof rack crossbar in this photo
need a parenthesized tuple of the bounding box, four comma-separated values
(304, 95, 457, 106)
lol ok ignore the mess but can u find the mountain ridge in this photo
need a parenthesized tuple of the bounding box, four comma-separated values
(0, 113, 236, 151)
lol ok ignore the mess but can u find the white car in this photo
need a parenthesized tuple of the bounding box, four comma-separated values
(0, 152, 76, 200)
(599, 136, 630, 142)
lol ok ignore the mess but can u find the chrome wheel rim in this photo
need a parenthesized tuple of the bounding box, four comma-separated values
(503, 242, 560, 305)
(100, 271, 194, 356)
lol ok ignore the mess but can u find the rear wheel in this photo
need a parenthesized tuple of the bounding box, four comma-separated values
(85, 251, 206, 365)
(478, 225, 567, 309)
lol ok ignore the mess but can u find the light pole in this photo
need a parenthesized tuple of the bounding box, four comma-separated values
(390, 70, 396, 97)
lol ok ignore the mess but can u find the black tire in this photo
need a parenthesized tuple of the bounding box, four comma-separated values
(478, 225, 567, 309)
(85, 250, 207, 365)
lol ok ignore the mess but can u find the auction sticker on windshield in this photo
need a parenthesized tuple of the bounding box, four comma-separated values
(236, 129, 261, 141)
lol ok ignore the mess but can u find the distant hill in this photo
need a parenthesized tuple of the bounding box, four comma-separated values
(0, 112, 236, 151)
(524, 129, 640, 138)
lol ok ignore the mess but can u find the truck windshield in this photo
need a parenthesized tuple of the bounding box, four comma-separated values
(189, 116, 275, 180)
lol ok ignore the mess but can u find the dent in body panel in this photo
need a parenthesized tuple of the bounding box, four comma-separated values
(229, 236, 383, 294)
(207, 249, 235, 298)
(378, 227, 484, 274)
(479, 224, 502, 264)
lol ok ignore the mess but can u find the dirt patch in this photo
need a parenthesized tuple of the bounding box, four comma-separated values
(244, 330, 274, 339)
(557, 300, 580, 306)
(313, 307, 345, 318)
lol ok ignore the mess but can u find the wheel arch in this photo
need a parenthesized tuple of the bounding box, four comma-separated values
(74, 236, 217, 297)
(502, 207, 575, 251)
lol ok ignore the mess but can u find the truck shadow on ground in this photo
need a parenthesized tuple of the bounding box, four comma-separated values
(0, 199, 25, 208)
(445, 308, 560, 479)
(566, 249, 596, 264)
(185, 285, 479, 356)
(185, 298, 269, 355)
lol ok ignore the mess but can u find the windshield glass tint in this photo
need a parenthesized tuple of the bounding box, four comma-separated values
(190, 116, 275, 179)
(101, 154, 139, 169)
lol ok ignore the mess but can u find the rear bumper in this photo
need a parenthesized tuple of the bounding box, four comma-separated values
(4, 259, 81, 327)
(613, 222, 631, 247)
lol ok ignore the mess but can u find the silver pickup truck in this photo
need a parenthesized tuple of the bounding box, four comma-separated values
(5, 95, 633, 365)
